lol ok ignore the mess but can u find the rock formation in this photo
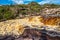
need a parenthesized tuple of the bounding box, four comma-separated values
(0, 8, 60, 40)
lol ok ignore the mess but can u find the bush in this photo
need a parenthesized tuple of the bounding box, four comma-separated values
(3, 11, 13, 19)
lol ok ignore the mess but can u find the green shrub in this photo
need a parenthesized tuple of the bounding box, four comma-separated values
(3, 11, 13, 19)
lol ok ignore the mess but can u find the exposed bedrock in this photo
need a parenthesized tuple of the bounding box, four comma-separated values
(0, 13, 60, 40)
(0, 28, 60, 40)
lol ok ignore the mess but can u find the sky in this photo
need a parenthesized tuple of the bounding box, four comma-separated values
(0, 0, 60, 5)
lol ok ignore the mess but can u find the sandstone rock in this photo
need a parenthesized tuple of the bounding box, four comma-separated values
(0, 16, 60, 37)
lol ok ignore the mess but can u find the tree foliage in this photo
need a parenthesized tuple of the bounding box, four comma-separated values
(0, 2, 60, 21)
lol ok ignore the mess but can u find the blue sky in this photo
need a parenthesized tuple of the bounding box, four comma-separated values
(0, 0, 60, 5)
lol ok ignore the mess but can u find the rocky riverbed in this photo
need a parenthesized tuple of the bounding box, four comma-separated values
(0, 15, 60, 40)
(0, 28, 60, 40)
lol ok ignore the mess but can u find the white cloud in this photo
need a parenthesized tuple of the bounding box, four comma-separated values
(11, 0, 34, 4)
(11, 0, 60, 4)
(38, 0, 60, 4)
(38, 1, 50, 4)
(25, 0, 33, 1)
(12, 0, 24, 4)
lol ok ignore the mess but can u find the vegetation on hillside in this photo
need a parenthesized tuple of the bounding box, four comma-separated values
(0, 2, 60, 21)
